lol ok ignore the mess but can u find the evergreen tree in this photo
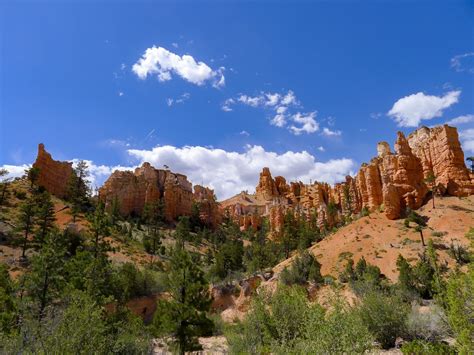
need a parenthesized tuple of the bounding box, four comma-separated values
(34, 191, 56, 246)
(0, 168, 11, 206)
(0, 263, 17, 334)
(87, 201, 111, 259)
(110, 196, 121, 226)
(67, 160, 90, 222)
(282, 210, 298, 259)
(396, 254, 414, 291)
(25, 166, 40, 190)
(152, 246, 213, 353)
(24, 232, 66, 320)
(175, 216, 191, 246)
(17, 197, 36, 258)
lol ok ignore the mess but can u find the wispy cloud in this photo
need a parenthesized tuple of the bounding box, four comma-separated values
(446, 114, 474, 126)
(450, 52, 474, 74)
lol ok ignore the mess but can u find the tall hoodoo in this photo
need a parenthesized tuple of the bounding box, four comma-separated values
(32, 143, 73, 199)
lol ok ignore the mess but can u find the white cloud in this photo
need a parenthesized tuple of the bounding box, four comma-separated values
(446, 114, 474, 126)
(221, 98, 234, 112)
(0, 164, 30, 181)
(1, 145, 356, 200)
(223, 90, 326, 135)
(388, 91, 461, 127)
(322, 127, 342, 137)
(132, 46, 225, 87)
(167, 92, 190, 107)
(450, 52, 474, 74)
(127, 145, 355, 199)
(239, 130, 250, 136)
(172, 42, 178, 48)
(118, 91, 124, 97)
(289, 112, 319, 135)
(459, 129, 474, 153)
(317, 146, 325, 152)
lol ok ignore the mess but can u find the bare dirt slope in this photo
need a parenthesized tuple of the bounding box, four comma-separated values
(274, 195, 474, 281)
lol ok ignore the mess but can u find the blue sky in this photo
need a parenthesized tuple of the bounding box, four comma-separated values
(1, 0, 473, 199)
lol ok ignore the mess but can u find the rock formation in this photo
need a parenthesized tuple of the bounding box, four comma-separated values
(407, 125, 474, 196)
(194, 185, 221, 228)
(32, 143, 73, 198)
(99, 162, 194, 222)
(221, 125, 474, 231)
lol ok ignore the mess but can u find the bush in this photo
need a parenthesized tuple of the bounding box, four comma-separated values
(448, 242, 471, 265)
(401, 340, 455, 354)
(405, 304, 451, 342)
(280, 251, 323, 286)
(226, 287, 373, 354)
(358, 292, 409, 349)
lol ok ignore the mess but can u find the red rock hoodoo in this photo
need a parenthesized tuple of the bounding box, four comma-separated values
(32, 143, 73, 198)
(221, 125, 474, 231)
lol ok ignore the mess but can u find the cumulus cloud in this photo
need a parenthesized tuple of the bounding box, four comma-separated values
(0, 164, 30, 181)
(388, 91, 461, 127)
(289, 112, 319, 135)
(1, 144, 356, 200)
(446, 114, 474, 126)
(459, 129, 474, 153)
(132, 46, 225, 87)
(223, 90, 328, 135)
(450, 52, 474, 74)
(127, 145, 355, 199)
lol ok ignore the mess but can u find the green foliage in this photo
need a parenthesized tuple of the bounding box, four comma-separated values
(280, 251, 323, 286)
(25, 166, 40, 189)
(209, 239, 244, 281)
(339, 257, 382, 296)
(66, 160, 91, 220)
(401, 340, 455, 355)
(448, 241, 471, 265)
(175, 216, 191, 245)
(16, 196, 36, 258)
(0, 263, 16, 334)
(152, 246, 213, 353)
(226, 286, 373, 354)
(0, 290, 151, 354)
(34, 191, 56, 246)
(87, 201, 111, 258)
(444, 267, 474, 353)
(357, 292, 409, 349)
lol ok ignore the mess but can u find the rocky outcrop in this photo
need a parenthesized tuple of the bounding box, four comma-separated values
(32, 143, 73, 198)
(99, 162, 193, 223)
(194, 185, 221, 228)
(407, 125, 474, 196)
(255, 167, 278, 200)
(221, 125, 473, 230)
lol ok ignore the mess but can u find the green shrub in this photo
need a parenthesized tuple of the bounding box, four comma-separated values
(401, 340, 455, 354)
(280, 251, 323, 286)
(448, 242, 471, 265)
(358, 292, 409, 349)
(226, 287, 373, 354)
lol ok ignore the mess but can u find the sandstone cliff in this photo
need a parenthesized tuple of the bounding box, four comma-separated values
(32, 143, 73, 198)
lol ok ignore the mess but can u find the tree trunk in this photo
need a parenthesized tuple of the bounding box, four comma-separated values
(420, 230, 425, 247)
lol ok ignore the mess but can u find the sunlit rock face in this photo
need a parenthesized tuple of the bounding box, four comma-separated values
(33, 143, 73, 199)
(221, 125, 473, 229)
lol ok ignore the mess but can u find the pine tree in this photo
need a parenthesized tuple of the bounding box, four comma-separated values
(24, 231, 66, 320)
(0, 168, 11, 206)
(34, 191, 56, 246)
(87, 201, 110, 258)
(17, 197, 36, 258)
(152, 246, 213, 353)
(25, 166, 40, 190)
(67, 160, 90, 223)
